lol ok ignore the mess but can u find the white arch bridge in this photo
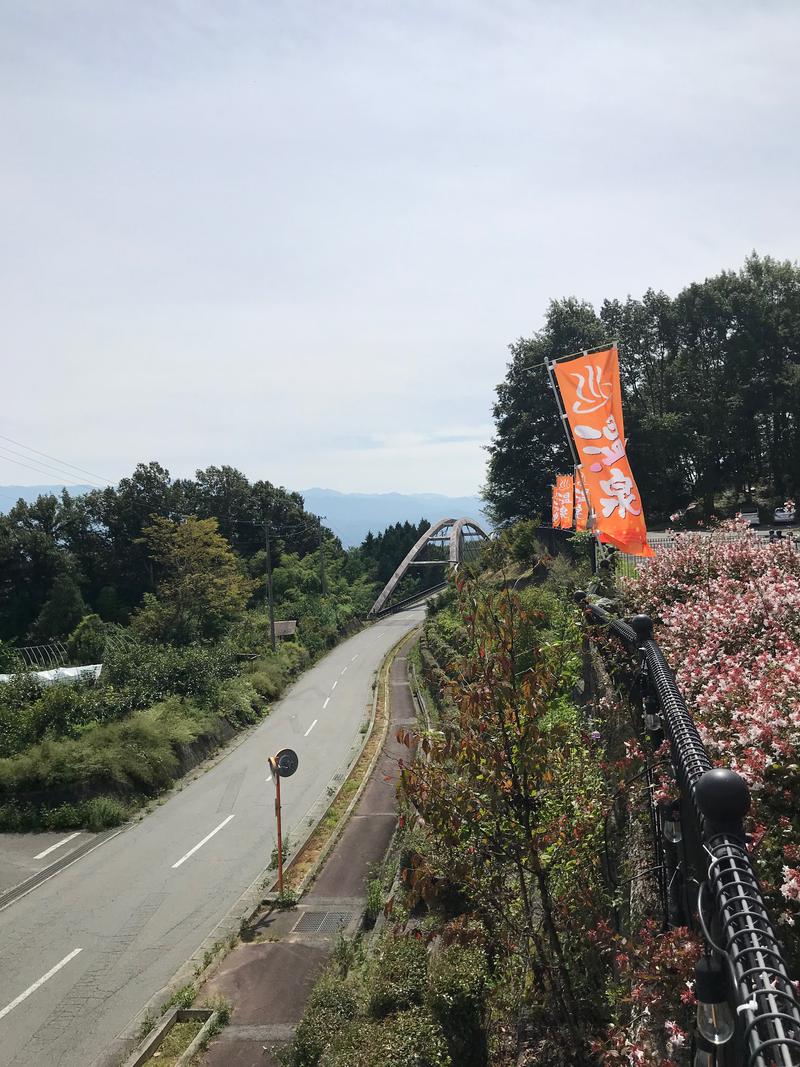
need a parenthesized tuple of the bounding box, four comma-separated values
(369, 517, 490, 616)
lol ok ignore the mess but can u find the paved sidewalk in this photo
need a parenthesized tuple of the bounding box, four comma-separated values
(199, 629, 419, 1066)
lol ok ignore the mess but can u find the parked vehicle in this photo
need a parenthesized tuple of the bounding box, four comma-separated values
(774, 505, 796, 525)
(737, 507, 760, 526)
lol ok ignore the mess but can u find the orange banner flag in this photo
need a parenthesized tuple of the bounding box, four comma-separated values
(557, 473, 574, 529)
(574, 477, 589, 531)
(551, 483, 561, 527)
(553, 347, 653, 556)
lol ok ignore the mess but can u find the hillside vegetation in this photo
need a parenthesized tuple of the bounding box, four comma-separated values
(0, 465, 433, 830)
(486, 253, 800, 527)
(285, 523, 800, 1066)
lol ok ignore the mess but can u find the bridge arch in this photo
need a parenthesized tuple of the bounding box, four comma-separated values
(369, 516, 489, 616)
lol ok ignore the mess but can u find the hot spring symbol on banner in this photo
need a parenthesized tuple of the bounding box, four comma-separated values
(551, 474, 574, 529)
(551, 346, 653, 557)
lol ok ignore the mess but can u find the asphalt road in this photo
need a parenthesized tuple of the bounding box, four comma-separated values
(0, 610, 423, 1067)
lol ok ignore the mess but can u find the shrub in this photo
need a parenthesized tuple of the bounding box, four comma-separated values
(364, 877, 383, 929)
(103, 640, 237, 710)
(367, 935, 429, 1019)
(29, 683, 94, 740)
(623, 526, 800, 960)
(279, 641, 310, 674)
(0, 674, 43, 756)
(320, 1008, 451, 1067)
(0, 640, 23, 672)
(427, 945, 488, 1066)
(248, 658, 288, 701)
(0, 794, 128, 832)
(67, 613, 107, 664)
(215, 676, 261, 726)
(80, 795, 128, 830)
(288, 970, 358, 1067)
(0, 697, 221, 802)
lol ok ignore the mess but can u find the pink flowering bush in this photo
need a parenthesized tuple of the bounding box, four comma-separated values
(624, 522, 800, 954)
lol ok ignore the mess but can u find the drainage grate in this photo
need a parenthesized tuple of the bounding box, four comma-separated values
(292, 910, 353, 935)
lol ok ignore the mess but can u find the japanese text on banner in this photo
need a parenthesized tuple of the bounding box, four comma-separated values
(553, 347, 653, 556)
(558, 473, 574, 529)
(551, 483, 561, 528)
(574, 478, 589, 531)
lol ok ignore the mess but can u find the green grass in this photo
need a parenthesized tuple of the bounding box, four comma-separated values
(0, 696, 234, 830)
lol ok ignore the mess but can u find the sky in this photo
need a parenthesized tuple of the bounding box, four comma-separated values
(1, 1, 799, 497)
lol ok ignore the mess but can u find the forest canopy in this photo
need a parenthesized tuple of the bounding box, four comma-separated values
(484, 254, 800, 526)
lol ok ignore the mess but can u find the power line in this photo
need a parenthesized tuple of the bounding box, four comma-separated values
(0, 449, 86, 485)
(0, 444, 106, 489)
(0, 433, 111, 484)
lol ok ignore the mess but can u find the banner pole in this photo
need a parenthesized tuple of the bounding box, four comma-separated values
(546, 356, 604, 571)
(546, 359, 595, 531)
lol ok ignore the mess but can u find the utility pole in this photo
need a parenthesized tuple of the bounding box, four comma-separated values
(264, 521, 276, 652)
(319, 520, 327, 596)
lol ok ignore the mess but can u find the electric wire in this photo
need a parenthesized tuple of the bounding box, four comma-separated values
(0, 432, 111, 484)
(0, 444, 107, 488)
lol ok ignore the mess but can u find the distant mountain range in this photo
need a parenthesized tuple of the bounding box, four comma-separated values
(0, 484, 491, 548)
(301, 488, 491, 547)
(0, 484, 96, 510)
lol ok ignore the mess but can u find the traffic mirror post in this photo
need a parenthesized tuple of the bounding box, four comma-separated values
(269, 748, 299, 898)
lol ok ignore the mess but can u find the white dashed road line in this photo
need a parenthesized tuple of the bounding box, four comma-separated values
(171, 815, 235, 869)
(323, 697, 330, 709)
(340, 666, 347, 675)
(351, 654, 358, 662)
(304, 719, 318, 737)
(0, 949, 83, 1022)
(33, 832, 81, 861)
(331, 680, 337, 690)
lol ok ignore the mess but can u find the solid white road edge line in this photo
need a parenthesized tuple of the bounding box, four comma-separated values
(323, 697, 330, 709)
(0, 948, 82, 1022)
(33, 832, 81, 861)
(171, 815, 235, 870)
(0, 829, 125, 917)
(304, 719, 318, 737)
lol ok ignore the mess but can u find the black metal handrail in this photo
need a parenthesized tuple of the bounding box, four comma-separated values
(581, 596, 800, 1067)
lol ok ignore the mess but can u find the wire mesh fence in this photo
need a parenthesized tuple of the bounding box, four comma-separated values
(616, 529, 800, 580)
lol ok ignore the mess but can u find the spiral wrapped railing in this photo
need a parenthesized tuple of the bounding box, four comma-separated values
(581, 596, 800, 1067)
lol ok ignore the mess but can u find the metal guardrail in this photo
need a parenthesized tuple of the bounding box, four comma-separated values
(372, 582, 447, 619)
(581, 596, 800, 1067)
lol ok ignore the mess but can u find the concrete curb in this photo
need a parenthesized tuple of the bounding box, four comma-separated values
(121, 1007, 217, 1067)
(369, 647, 428, 946)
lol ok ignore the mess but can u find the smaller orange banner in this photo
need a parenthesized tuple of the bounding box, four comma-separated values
(574, 477, 589, 531)
(551, 483, 561, 528)
(557, 473, 574, 529)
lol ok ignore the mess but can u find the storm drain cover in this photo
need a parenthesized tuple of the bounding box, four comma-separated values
(292, 910, 353, 935)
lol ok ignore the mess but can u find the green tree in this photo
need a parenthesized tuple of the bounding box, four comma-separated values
(485, 255, 800, 525)
(484, 298, 605, 525)
(66, 613, 107, 664)
(131, 516, 253, 644)
(31, 573, 87, 640)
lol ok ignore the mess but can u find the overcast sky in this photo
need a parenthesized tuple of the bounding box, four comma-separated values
(1, 1, 798, 497)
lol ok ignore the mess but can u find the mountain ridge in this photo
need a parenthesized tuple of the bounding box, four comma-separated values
(0, 484, 491, 547)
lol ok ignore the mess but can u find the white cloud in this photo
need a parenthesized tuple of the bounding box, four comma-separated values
(1, 1, 798, 494)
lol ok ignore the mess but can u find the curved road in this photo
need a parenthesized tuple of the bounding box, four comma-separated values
(0, 610, 423, 1067)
